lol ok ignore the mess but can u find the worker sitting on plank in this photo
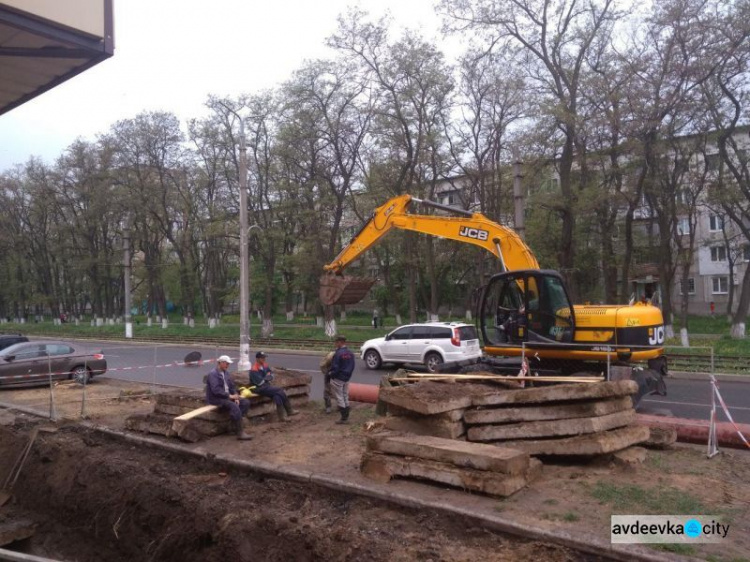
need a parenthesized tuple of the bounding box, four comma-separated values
(249, 352, 299, 422)
(205, 355, 252, 441)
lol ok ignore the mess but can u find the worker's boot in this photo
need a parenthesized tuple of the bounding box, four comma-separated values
(335, 407, 350, 425)
(276, 403, 290, 423)
(283, 396, 299, 417)
(234, 419, 253, 441)
(324, 397, 332, 414)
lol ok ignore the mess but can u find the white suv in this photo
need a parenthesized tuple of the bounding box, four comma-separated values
(360, 322, 482, 373)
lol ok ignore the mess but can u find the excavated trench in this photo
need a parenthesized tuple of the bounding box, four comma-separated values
(0, 420, 591, 562)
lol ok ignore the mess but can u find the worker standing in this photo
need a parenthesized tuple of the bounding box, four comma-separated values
(328, 335, 355, 424)
(205, 355, 252, 440)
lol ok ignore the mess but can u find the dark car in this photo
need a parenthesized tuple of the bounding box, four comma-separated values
(0, 341, 107, 387)
(0, 334, 29, 352)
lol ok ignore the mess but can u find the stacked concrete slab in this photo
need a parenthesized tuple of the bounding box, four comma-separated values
(379, 379, 649, 458)
(361, 433, 542, 497)
(124, 369, 311, 442)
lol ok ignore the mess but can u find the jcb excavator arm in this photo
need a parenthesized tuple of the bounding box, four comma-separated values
(320, 194, 538, 305)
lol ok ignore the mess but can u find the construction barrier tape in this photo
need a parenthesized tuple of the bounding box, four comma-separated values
(711, 375, 750, 449)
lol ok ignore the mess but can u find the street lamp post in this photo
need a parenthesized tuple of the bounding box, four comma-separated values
(123, 217, 133, 338)
(238, 117, 251, 371)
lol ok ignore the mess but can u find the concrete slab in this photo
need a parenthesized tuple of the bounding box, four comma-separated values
(380, 382, 473, 415)
(360, 452, 541, 498)
(642, 426, 677, 449)
(367, 433, 529, 475)
(472, 380, 638, 407)
(384, 415, 466, 439)
(387, 403, 466, 422)
(498, 425, 651, 456)
(464, 396, 633, 425)
(612, 446, 647, 467)
(467, 410, 636, 442)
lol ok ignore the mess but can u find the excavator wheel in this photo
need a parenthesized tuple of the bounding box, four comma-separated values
(319, 274, 376, 306)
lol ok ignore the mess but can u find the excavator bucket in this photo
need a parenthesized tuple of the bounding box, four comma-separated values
(319, 274, 376, 306)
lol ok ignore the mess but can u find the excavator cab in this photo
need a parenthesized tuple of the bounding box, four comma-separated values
(479, 270, 575, 347)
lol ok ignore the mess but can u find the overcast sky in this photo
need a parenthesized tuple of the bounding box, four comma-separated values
(0, 0, 453, 172)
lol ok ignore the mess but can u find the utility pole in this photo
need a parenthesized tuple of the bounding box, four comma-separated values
(217, 102, 251, 371)
(238, 117, 251, 371)
(513, 156, 526, 241)
(123, 218, 133, 339)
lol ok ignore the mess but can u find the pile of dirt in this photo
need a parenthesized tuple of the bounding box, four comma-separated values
(0, 421, 585, 562)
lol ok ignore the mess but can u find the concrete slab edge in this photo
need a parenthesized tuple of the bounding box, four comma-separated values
(0, 401, 692, 562)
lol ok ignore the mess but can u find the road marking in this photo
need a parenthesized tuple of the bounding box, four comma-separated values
(642, 398, 750, 412)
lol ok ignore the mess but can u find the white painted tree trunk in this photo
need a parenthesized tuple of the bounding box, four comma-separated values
(340, 310, 347, 321)
(395, 314, 402, 325)
(189, 318, 195, 328)
(465, 310, 472, 321)
(316, 316, 324, 327)
(261, 317, 273, 338)
(208, 317, 217, 329)
(162, 318, 168, 329)
(429, 312, 439, 322)
(680, 328, 689, 348)
(325, 319, 337, 338)
(664, 324, 674, 340)
(286, 311, 294, 321)
(147, 317, 153, 327)
(183, 316, 189, 325)
(96, 317, 103, 327)
(730, 322, 746, 338)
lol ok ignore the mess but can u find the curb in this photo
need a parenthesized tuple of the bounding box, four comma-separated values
(0, 400, 686, 562)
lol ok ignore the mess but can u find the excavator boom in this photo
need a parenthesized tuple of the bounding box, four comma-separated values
(321, 194, 538, 305)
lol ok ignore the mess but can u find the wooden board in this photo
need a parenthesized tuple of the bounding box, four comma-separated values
(367, 433, 529, 475)
(472, 380, 638, 407)
(360, 452, 541, 498)
(467, 410, 636, 442)
(499, 425, 650, 456)
(464, 396, 633, 425)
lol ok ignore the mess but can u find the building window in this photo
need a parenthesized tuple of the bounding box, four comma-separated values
(709, 214, 724, 232)
(712, 277, 728, 294)
(676, 218, 690, 235)
(705, 153, 721, 172)
(679, 278, 695, 295)
(710, 246, 727, 262)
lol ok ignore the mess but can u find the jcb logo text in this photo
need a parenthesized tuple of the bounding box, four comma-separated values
(648, 326, 665, 345)
(459, 226, 489, 241)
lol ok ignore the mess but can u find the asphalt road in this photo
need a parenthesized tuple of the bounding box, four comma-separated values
(78, 340, 750, 424)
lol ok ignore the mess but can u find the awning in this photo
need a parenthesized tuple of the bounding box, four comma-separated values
(0, 1, 113, 116)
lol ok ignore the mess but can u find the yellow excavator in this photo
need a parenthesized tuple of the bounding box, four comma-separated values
(320, 194, 668, 402)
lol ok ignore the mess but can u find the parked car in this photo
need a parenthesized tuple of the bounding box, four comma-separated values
(0, 341, 107, 387)
(360, 322, 482, 373)
(0, 334, 29, 352)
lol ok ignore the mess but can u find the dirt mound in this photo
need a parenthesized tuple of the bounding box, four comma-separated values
(0, 422, 583, 562)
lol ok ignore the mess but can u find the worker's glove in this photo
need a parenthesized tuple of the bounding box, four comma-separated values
(265, 373, 274, 382)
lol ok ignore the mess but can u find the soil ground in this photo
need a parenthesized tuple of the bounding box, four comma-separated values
(0, 377, 748, 561)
